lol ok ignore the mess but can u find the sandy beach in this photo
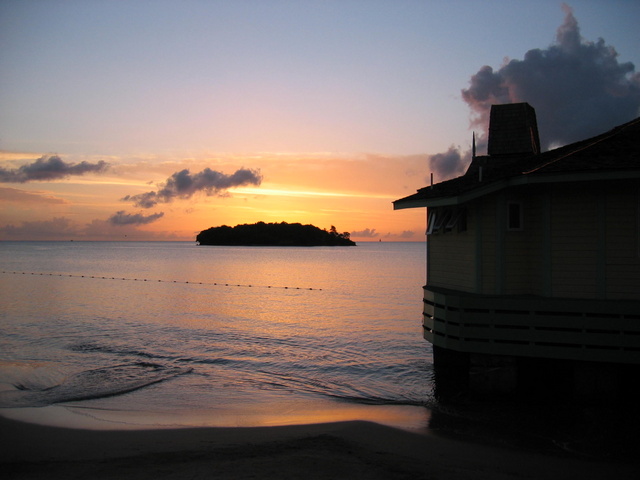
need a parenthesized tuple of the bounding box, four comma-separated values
(2, 416, 637, 480)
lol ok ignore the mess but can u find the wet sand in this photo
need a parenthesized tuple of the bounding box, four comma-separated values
(1, 416, 637, 479)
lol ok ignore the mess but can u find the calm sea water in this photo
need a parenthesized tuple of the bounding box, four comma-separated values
(0, 241, 434, 430)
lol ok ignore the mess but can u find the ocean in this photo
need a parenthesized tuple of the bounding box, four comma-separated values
(0, 241, 434, 430)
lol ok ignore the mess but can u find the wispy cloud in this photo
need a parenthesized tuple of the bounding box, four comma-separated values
(0, 187, 68, 205)
(351, 228, 379, 238)
(232, 186, 393, 199)
(0, 155, 109, 183)
(383, 230, 417, 240)
(0, 217, 80, 240)
(0, 215, 180, 241)
(122, 167, 263, 208)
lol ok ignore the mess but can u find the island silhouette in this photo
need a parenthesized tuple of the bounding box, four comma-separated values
(196, 222, 356, 246)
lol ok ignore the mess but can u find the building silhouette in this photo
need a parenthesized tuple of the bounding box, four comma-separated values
(394, 103, 640, 401)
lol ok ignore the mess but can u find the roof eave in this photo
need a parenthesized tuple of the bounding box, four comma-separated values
(393, 169, 640, 210)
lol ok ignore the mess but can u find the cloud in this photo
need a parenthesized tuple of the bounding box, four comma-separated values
(428, 5, 640, 182)
(122, 167, 263, 208)
(398, 230, 416, 239)
(428, 146, 467, 182)
(382, 230, 418, 240)
(0, 187, 68, 205)
(109, 210, 165, 226)
(351, 228, 379, 238)
(82, 218, 183, 241)
(461, 4, 640, 151)
(0, 215, 181, 241)
(0, 217, 80, 240)
(0, 155, 109, 183)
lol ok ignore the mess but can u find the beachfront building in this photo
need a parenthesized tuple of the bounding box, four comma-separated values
(394, 103, 640, 401)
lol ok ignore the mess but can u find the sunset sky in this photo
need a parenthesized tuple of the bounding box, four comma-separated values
(1, 1, 639, 241)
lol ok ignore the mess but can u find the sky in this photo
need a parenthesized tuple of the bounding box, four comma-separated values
(1, 0, 639, 241)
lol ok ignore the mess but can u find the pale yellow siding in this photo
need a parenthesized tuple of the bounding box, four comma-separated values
(550, 188, 599, 299)
(426, 183, 640, 301)
(479, 197, 497, 294)
(428, 207, 475, 292)
(524, 193, 547, 296)
(605, 188, 640, 300)
(504, 192, 535, 295)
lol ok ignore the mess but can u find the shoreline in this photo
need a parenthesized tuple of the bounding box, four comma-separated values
(2, 415, 637, 480)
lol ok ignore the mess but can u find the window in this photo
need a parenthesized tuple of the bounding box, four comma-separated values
(427, 210, 437, 235)
(435, 210, 452, 232)
(507, 202, 523, 231)
(446, 208, 467, 233)
(427, 207, 467, 235)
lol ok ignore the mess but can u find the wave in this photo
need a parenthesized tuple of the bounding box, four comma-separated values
(0, 362, 192, 408)
(238, 366, 431, 408)
(68, 341, 238, 369)
(69, 341, 180, 361)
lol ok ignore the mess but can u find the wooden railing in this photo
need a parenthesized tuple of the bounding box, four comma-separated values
(423, 286, 640, 364)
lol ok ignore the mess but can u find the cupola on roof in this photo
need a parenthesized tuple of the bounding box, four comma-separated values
(487, 102, 541, 156)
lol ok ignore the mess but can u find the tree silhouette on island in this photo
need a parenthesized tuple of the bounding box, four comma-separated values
(196, 222, 356, 246)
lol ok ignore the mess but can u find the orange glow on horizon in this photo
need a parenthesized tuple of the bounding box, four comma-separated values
(0, 151, 429, 241)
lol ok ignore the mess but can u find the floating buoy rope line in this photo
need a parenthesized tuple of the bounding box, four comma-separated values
(0, 270, 322, 291)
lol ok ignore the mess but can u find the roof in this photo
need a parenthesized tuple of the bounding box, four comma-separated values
(394, 115, 640, 209)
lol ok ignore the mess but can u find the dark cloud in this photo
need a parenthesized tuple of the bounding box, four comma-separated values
(429, 5, 640, 181)
(461, 4, 640, 150)
(0, 155, 109, 183)
(428, 146, 467, 182)
(351, 228, 379, 238)
(109, 210, 165, 226)
(122, 167, 263, 208)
